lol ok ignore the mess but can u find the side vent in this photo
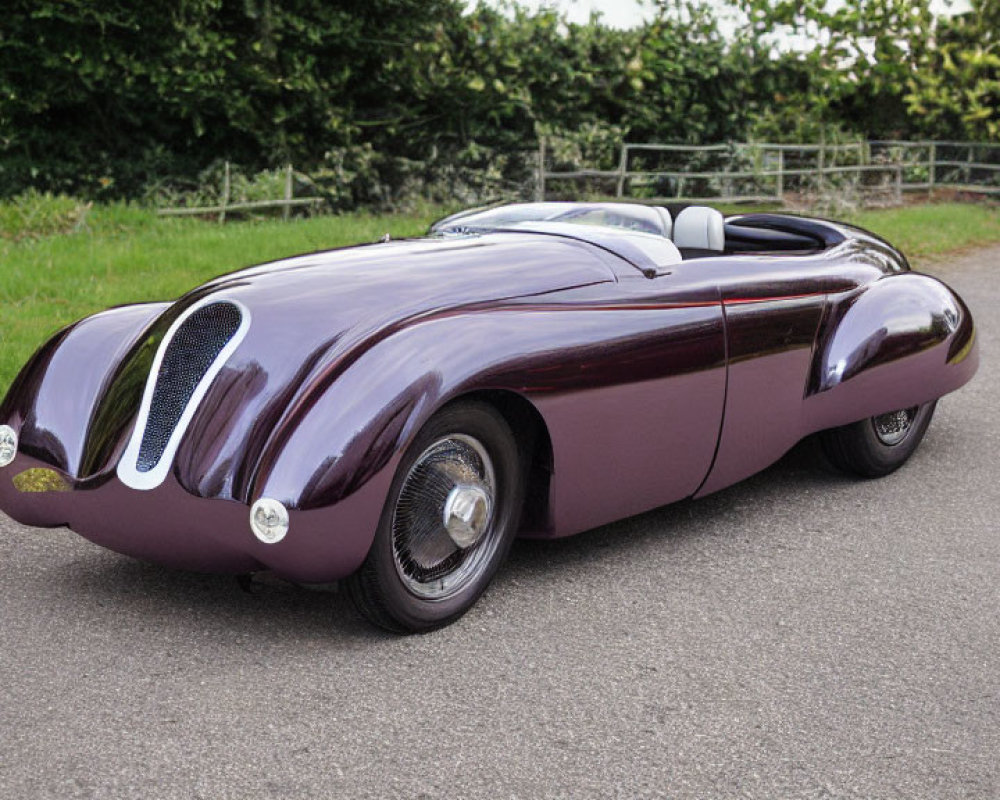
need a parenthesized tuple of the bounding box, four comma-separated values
(118, 299, 250, 490)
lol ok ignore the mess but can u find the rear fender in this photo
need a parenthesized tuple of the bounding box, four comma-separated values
(806, 273, 977, 431)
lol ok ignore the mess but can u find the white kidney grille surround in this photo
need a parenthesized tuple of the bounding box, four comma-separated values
(117, 298, 250, 491)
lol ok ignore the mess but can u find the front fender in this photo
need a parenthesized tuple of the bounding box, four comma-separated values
(806, 273, 977, 430)
(251, 294, 726, 555)
(250, 311, 542, 512)
(1, 303, 169, 479)
(245, 311, 554, 581)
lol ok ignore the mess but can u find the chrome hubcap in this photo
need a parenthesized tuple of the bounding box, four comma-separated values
(443, 484, 492, 548)
(392, 434, 497, 600)
(872, 407, 917, 446)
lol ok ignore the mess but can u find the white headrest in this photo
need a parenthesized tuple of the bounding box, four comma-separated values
(654, 206, 673, 240)
(672, 206, 725, 251)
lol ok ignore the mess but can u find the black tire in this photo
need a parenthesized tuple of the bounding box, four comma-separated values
(820, 401, 937, 478)
(345, 401, 525, 633)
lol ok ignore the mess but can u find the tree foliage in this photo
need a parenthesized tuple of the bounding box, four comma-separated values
(906, 0, 1000, 140)
(0, 0, 995, 201)
(0, 0, 465, 195)
(738, 0, 999, 141)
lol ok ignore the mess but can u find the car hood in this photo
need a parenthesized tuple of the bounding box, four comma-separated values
(110, 233, 615, 500)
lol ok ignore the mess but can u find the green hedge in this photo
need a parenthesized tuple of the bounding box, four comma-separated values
(1, 0, 995, 203)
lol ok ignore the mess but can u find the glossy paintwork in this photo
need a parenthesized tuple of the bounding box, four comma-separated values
(2, 303, 168, 475)
(0, 214, 978, 581)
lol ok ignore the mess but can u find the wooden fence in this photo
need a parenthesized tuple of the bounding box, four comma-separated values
(156, 141, 1000, 221)
(157, 163, 324, 220)
(538, 140, 1000, 206)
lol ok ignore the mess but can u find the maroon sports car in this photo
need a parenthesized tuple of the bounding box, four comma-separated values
(0, 203, 978, 632)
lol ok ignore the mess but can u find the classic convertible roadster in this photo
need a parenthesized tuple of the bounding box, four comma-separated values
(0, 202, 978, 632)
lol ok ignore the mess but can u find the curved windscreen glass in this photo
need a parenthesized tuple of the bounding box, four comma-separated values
(435, 202, 666, 236)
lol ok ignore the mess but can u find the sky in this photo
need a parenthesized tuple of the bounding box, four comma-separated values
(512, 0, 657, 28)
(478, 0, 972, 29)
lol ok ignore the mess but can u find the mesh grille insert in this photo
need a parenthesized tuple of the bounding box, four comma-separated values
(136, 302, 243, 473)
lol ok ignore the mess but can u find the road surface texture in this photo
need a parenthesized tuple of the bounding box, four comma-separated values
(1, 245, 997, 799)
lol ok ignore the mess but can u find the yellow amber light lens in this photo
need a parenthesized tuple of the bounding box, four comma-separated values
(12, 468, 69, 493)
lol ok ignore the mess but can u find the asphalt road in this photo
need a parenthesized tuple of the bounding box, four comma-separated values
(1, 246, 998, 799)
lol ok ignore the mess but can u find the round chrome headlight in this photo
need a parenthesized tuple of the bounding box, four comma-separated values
(0, 425, 17, 468)
(250, 497, 289, 544)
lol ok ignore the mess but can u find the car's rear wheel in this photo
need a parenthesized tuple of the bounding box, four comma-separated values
(346, 401, 525, 633)
(820, 401, 937, 478)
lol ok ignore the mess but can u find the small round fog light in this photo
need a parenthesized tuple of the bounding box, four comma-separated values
(0, 425, 17, 469)
(250, 497, 289, 544)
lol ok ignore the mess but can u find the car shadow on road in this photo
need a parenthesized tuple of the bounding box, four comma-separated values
(49, 436, 847, 642)
(53, 546, 385, 643)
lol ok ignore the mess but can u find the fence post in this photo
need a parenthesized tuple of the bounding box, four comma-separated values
(896, 159, 904, 205)
(283, 164, 293, 221)
(817, 141, 825, 196)
(965, 144, 974, 185)
(855, 142, 864, 205)
(727, 141, 741, 202)
(928, 143, 936, 199)
(536, 138, 546, 202)
(616, 144, 628, 198)
(219, 161, 231, 224)
(863, 141, 872, 207)
(776, 148, 784, 204)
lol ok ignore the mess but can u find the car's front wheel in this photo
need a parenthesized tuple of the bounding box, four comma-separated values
(820, 401, 937, 478)
(346, 401, 525, 633)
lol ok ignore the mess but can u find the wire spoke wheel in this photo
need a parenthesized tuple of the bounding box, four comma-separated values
(346, 401, 525, 633)
(871, 406, 917, 446)
(821, 401, 936, 478)
(391, 434, 498, 600)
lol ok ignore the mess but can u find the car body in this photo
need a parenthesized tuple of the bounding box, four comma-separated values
(0, 202, 978, 630)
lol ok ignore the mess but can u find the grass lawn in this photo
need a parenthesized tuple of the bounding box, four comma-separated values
(843, 202, 1000, 260)
(1, 200, 998, 396)
(0, 208, 438, 395)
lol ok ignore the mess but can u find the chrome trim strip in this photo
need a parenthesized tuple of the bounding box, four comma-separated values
(117, 297, 251, 491)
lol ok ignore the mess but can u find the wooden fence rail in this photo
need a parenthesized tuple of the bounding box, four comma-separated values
(538, 140, 1000, 205)
(158, 143, 999, 221)
(158, 197, 325, 218)
(157, 163, 324, 219)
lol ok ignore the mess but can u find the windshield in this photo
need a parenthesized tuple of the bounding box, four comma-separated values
(434, 202, 667, 237)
